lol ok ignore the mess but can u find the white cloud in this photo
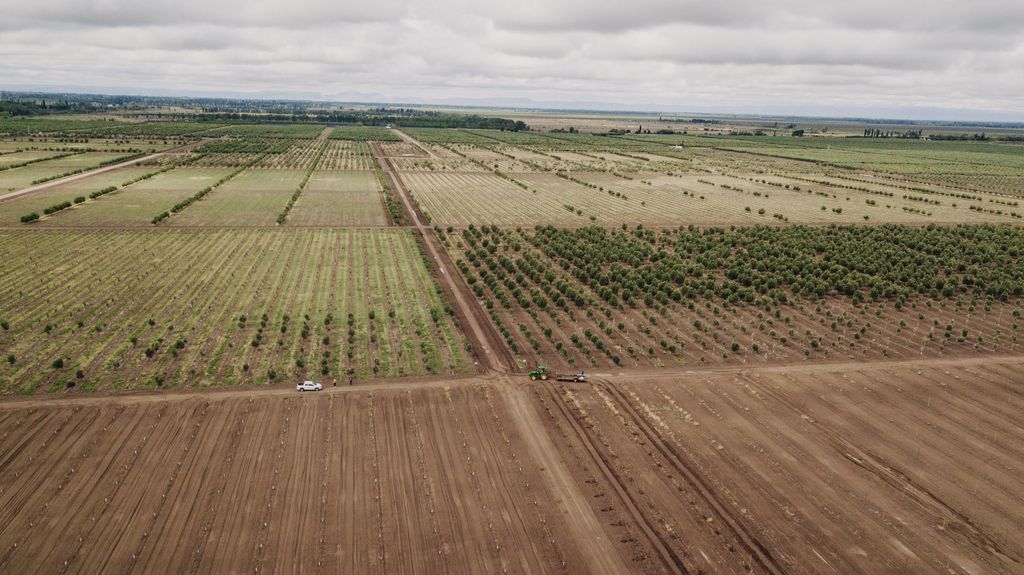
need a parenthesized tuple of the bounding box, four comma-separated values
(0, 0, 1021, 119)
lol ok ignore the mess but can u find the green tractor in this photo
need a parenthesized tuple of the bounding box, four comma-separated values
(528, 365, 549, 381)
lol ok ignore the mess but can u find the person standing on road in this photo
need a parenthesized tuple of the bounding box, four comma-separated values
(348, 375, 354, 386)
(333, 378, 337, 387)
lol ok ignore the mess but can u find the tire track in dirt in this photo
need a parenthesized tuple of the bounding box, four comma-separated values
(537, 382, 689, 574)
(748, 376, 1023, 569)
(500, 382, 632, 575)
(593, 378, 786, 575)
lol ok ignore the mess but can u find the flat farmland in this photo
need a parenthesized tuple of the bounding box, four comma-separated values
(318, 140, 376, 170)
(189, 152, 266, 168)
(0, 166, 154, 225)
(448, 225, 1023, 371)
(166, 169, 304, 226)
(2, 116, 1023, 575)
(401, 171, 544, 226)
(0, 152, 140, 192)
(0, 384, 592, 573)
(0, 139, 172, 154)
(377, 141, 428, 158)
(389, 155, 472, 172)
(404, 169, 1016, 228)
(702, 136, 1024, 196)
(36, 167, 235, 227)
(256, 138, 326, 170)
(0, 355, 1018, 573)
(533, 356, 1024, 574)
(392, 133, 1022, 227)
(0, 150, 68, 167)
(286, 170, 387, 226)
(0, 228, 471, 393)
(328, 126, 402, 141)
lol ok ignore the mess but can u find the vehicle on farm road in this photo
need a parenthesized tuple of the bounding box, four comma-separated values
(297, 380, 323, 392)
(529, 366, 587, 382)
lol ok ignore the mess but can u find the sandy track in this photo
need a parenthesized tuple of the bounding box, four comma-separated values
(390, 128, 439, 160)
(500, 378, 632, 574)
(370, 139, 514, 373)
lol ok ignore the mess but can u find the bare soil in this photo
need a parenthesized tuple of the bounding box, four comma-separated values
(0, 354, 1020, 573)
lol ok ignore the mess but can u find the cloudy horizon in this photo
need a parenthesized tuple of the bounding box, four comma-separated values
(2, 0, 1022, 121)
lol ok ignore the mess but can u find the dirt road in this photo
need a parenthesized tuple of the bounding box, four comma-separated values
(0, 354, 1021, 573)
(371, 138, 513, 372)
(392, 128, 439, 159)
(500, 377, 632, 574)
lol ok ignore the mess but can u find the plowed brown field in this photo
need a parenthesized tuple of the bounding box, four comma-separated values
(532, 356, 1024, 574)
(0, 355, 1020, 573)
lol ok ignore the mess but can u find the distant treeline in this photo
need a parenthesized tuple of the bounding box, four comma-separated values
(0, 100, 78, 116)
(858, 129, 1024, 142)
(927, 133, 992, 141)
(863, 128, 924, 139)
(1, 92, 529, 130)
(163, 109, 529, 131)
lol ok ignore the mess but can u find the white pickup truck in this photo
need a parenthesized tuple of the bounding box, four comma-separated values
(297, 380, 323, 392)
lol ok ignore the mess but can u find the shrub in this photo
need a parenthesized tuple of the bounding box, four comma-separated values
(43, 200, 73, 215)
(52, 358, 64, 369)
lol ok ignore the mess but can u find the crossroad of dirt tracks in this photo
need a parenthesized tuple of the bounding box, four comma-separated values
(0, 354, 1021, 573)
(0, 128, 1021, 573)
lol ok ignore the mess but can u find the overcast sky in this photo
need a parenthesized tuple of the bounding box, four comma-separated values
(2, 0, 1022, 120)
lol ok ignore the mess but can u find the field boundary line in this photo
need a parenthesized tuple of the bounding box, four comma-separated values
(538, 382, 689, 574)
(500, 382, 632, 574)
(371, 136, 514, 372)
(2, 353, 1021, 408)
